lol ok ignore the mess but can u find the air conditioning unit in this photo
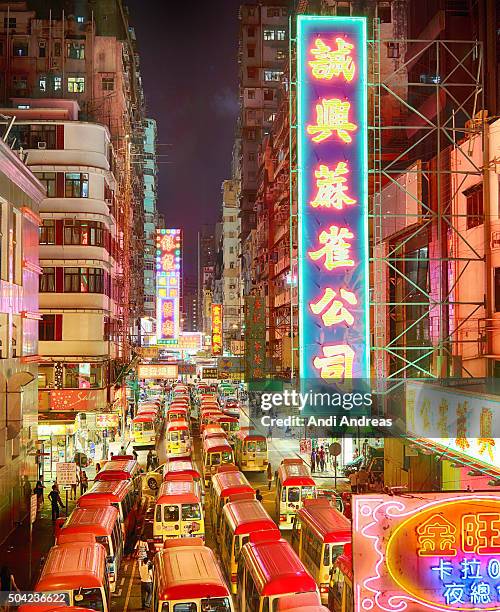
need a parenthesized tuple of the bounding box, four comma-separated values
(37, 141, 47, 149)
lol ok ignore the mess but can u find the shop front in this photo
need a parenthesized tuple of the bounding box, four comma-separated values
(405, 381, 500, 491)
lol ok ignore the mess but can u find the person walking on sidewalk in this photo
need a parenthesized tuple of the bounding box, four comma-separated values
(310, 449, 316, 473)
(118, 445, 126, 456)
(266, 463, 273, 491)
(33, 480, 45, 511)
(79, 470, 88, 496)
(48, 485, 64, 521)
(318, 446, 326, 472)
(146, 450, 153, 472)
(70, 472, 80, 501)
(139, 558, 153, 609)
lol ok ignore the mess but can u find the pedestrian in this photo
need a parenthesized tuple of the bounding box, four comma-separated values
(80, 470, 88, 495)
(310, 449, 316, 473)
(135, 536, 149, 561)
(70, 471, 79, 500)
(266, 463, 273, 491)
(109, 451, 114, 460)
(139, 558, 153, 609)
(95, 462, 101, 474)
(255, 488, 263, 502)
(318, 446, 326, 472)
(349, 470, 358, 494)
(48, 484, 64, 521)
(152, 452, 159, 470)
(146, 450, 153, 472)
(0, 565, 20, 593)
(118, 445, 126, 456)
(33, 480, 44, 511)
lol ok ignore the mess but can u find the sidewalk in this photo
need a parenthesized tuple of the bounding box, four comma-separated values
(3, 495, 78, 590)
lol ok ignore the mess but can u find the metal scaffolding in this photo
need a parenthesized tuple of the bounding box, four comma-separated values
(369, 27, 485, 396)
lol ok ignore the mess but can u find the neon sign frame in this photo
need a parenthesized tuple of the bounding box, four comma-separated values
(156, 229, 182, 344)
(297, 16, 369, 384)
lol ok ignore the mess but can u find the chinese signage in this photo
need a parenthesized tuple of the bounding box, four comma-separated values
(212, 304, 223, 355)
(96, 413, 120, 428)
(156, 229, 182, 344)
(202, 367, 218, 379)
(406, 381, 500, 473)
(56, 461, 78, 485)
(218, 356, 243, 375)
(297, 16, 369, 383)
(245, 295, 266, 380)
(353, 493, 500, 611)
(137, 364, 178, 380)
(161, 332, 203, 351)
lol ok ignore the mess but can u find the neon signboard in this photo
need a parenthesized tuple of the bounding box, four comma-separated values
(297, 16, 369, 383)
(212, 304, 223, 356)
(352, 493, 500, 611)
(406, 381, 500, 473)
(156, 229, 181, 344)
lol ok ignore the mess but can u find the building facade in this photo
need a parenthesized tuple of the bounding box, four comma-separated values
(197, 224, 215, 340)
(142, 118, 157, 326)
(0, 137, 45, 544)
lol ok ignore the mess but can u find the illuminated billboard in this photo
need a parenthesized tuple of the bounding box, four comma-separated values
(353, 492, 500, 611)
(297, 16, 369, 383)
(406, 381, 500, 473)
(137, 364, 178, 380)
(156, 229, 181, 344)
(211, 304, 223, 356)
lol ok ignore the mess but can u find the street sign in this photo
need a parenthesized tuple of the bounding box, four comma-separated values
(30, 494, 37, 524)
(56, 461, 77, 485)
(329, 442, 342, 457)
(300, 438, 312, 454)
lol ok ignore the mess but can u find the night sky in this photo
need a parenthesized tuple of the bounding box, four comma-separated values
(126, 1, 249, 274)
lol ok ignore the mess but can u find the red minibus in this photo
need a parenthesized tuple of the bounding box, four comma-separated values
(291, 498, 351, 602)
(237, 531, 319, 612)
(220, 497, 279, 592)
(328, 544, 353, 612)
(202, 436, 234, 485)
(276, 459, 316, 529)
(209, 469, 254, 537)
(78, 479, 139, 539)
(32, 542, 110, 612)
(56, 506, 123, 591)
(152, 539, 234, 612)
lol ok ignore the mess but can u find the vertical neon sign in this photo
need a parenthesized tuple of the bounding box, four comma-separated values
(211, 304, 223, 356)
(156, 229, 181, 344)
(297, 16, 369, 384)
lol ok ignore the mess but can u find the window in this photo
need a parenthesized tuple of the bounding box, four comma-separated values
(12, 75, 27, 91)
(247, 45, 255, 58)
(0, 41, 3, 56)
(465, 184, 483, 229)
(247, 26, 255, 37)
(13, 40, 28, 57)
(67, 76, 85, 93)
(263, 29, 275, 41)
(54, 41, 61, 56)
(36, 172, 56, 196)
(40, 267, 56, 292)
(276, 29, 286, 41)
(276, 48, 286, 60)
(102, 76, 114, 91)
(247, 89, 255, 99)
(495, 268, 500, 312)
(39, 40, 46, 57)
(4, 17, 16, 29)
(264, 70, 283, 82)
(387, 42, 399, 58)
(64, 267, 104, 293)
(263, 88, 274, 101)
(247, 67, 257, 79)
(378, 4, 392, 22)
(39, 220, 55, 244)
(64, 220, 104, 246)
(65, 173, 89, 198)
(66, 42, 85, 59)
(76, 16, 85, 23)
(38, 75, 47, 92)
(336, 3, 351, 15)
(267, 8, 280, 17)
(39, 315, 57, 341)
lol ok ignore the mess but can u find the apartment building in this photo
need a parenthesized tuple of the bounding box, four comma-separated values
(0, 137, 45, 544)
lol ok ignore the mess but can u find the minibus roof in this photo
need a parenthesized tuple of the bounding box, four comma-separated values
(58, 506, 119, 538)
(241, 537, 317, 597)
(154, 543, 229, 600)
(224, 498, 277, 535)
(36, 543, 106, 591)
(298, 499, 351, 543)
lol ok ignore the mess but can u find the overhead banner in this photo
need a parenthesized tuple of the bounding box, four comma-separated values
(245, 295, 266, 380)
(211, 304, 223, 355)
(137, 364, 178, 379)
(156, 229, 182, 344)
(297, 16, 369, 383)
(353, 492, 500, 612)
